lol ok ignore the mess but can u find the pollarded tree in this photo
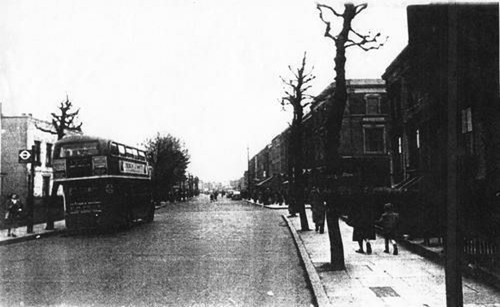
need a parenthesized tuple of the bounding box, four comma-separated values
(144, 133, 190, 203)
(316, 2, 386, 270)
(35, 95, 83, 140)
(280, 52, 315, 231)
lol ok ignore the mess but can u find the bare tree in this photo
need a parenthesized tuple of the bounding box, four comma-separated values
(280, 52, 315, 231)
(316, 2, 386, 270)
(36, 95, 83, 140)
(36, 95, 83, 229)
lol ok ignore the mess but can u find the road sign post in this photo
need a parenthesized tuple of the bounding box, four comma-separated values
(18, 148, 35, 233)
(18, 147, 35, 233)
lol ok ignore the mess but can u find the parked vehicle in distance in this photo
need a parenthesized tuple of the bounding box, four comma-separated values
(231, 191, 242, 200)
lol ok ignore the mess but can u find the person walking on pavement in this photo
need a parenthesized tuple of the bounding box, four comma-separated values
(376, 202, 400, 255)
(287, 193, 297, 217)
(4, 193, 24, 237)
(309, 186, 326, 233)
(347, 200, 375, 254)
(276, 191, 284, 206)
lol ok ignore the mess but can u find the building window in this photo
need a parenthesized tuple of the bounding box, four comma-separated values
(461, 107, 473, 133)
(46, 143, 53, 166)
(416, 129, 420, 149)
(34, 141, 41, 165)
(364, 127, 385, 153)
(398, 137, 402, 154)
(461, 107, 474, 154)
(349, 97, 365, 114)
(366, 95, 380, 115)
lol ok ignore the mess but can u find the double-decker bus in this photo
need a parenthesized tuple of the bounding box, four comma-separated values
(53, 135, 154, 231)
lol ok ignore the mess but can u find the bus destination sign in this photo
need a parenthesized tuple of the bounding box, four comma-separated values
(119, 160, 147, 175)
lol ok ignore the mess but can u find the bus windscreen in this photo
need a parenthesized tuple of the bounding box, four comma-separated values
(59, 142, 99, 157)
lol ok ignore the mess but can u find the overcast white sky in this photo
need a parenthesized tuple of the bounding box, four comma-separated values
(0, 0, 440, 183)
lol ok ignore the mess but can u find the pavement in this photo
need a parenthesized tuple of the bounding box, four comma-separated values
(0, 220, 66, 246)
(251, 200, 500, 307)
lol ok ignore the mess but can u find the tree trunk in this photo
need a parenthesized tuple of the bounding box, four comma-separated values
(326, 208, 345, 270)
(295, 170, 309, 231)
(323, 4, 357, 270)
(292, 112, 310, 231)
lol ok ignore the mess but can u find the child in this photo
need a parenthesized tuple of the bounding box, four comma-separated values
(377, 203, 400, 255)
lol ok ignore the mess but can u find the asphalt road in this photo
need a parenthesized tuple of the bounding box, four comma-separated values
(0, 196, 313, 306)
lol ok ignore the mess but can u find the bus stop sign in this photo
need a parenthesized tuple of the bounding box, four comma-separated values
(18, 149, 33, 163)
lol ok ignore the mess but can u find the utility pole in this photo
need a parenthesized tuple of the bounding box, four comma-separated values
(26, 145, 36, 233)
(445, 4, 463, 306)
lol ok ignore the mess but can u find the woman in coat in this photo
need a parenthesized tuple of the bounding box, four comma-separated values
(347, 200, 375, 254)
(5, 193, 24, 237)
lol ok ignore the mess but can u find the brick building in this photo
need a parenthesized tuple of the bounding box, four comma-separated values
(247, 79, 391, 194)
(308, 79, 391, 188)
(383, 4, 500, 240)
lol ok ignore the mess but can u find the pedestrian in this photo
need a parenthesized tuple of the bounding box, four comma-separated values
(263, 188, 271, 206)
(346, 200, 375, 254)
(310, 186, 326, 233)
(376, 202, 400, 255)
(252, 191, 258, 204)
(276, 191, 283, 206)
(4, 193, 24, 237)
(287, 193, 297, 217)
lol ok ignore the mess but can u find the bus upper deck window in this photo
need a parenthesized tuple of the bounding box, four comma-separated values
(118, 145, 125, 156)
(125, 147, 137, 158)
(131, 148, 138, 159)
(110, 143, 119, 155)
(138, 151, 146, 161)
(60, 142, 99, 157)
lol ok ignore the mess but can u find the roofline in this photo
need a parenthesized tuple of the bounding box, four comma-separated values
(382, 45, 410, 80)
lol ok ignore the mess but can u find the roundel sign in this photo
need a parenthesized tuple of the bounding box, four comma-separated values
(18, 149, 33, 163)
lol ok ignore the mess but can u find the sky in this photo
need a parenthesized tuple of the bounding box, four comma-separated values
(0, 0, 435, 183)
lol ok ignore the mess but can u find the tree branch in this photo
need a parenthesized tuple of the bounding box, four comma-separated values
(354, 3, 368, 16)
(288, 65, 299, 80)
(346, 28, 387, 51)
(280, 76, 295, 88)
(34, 122, 57, 135)
(68, 123, 83, 131)
(316, 4, 338, 42)
(317, 3, 343, 17)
